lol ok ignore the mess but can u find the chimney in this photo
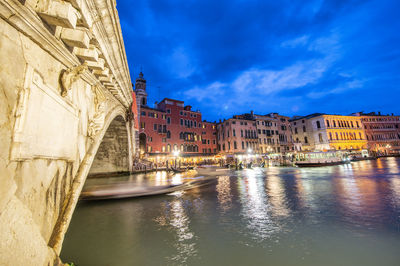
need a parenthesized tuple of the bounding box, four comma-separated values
(378, 111, 381, 115)
(392, 113, 394, 116)
(154, 101, 158, 108)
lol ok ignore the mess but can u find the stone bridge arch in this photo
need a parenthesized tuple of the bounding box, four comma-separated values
(0, 0, 136, 265)
(48, 105, 133, 255)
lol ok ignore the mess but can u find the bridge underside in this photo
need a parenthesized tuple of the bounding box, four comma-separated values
(89, 115, 130, 176)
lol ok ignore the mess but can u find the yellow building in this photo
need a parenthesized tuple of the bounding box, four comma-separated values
(291, 113, 367, 151)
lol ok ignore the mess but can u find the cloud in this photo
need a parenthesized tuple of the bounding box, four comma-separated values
(184, 81, 226, 101)
(185, 35, 338, 106)
(118, 0, 400, 120)
(307, 79, 364, 99)
(165, 47, 197, 79)
(231, 58, 329, 95)
(281, 35, 310, 48)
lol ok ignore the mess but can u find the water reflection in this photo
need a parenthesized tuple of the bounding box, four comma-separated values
(265, 170, 290, 218)
(62, 158, 400, 266)
(155, 195, 198, 265)
(216, 176, 232, 212)
(237, 169, 278, 242)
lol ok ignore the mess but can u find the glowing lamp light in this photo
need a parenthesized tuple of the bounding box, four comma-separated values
(173, 150, 180, 157)
(247, 148, 253, 154)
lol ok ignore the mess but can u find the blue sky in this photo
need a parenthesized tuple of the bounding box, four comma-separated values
(117, 0, 400, 121)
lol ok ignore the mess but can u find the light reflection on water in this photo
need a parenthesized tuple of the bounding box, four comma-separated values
(61, 158, 400, 266)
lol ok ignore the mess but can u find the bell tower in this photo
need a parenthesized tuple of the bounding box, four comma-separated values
(135, 71, 147, 108)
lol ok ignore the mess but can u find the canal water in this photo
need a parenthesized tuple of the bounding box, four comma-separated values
(61, 158, 400, 266)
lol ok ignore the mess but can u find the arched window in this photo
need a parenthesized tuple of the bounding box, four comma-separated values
(167, 144, 171, 152)
(329, 132, 332, 140)
(173, 144, 177, 151)
(335, 132, 339, 140)
(326, 120, 330, 128)
(359, 132, 362, 140)
(316, 121, 321, 129)
(333, 120, 336, 127)
(180, 144, 184, 151)
(167, 131, 171, 138)
(180, 132, 184, 139)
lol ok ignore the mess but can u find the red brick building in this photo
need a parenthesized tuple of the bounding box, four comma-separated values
(134, 73, 217, 159)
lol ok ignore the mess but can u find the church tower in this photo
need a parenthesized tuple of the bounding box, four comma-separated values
(135, 71, 147, 108)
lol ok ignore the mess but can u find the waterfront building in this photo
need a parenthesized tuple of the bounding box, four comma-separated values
(134, 73, 217, 161)
(253, 114, 278, 154)
(216, 115, 259, 155)
(217, 111, 295, 156)
(290, 113, 367, 151)
(353, 112, 400, 155)
(253, 113, 293, 154)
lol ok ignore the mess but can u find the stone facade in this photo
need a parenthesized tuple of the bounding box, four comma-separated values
(217, 117, 259, 155)
(353, 112, 400, 155)
(0, 0, 134, 265)
(290, 114, 367, 151)
(254, 113, 293, 154)
(217, 112, 293, 156)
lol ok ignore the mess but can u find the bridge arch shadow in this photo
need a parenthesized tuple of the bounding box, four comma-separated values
(89, 115, 130, 176)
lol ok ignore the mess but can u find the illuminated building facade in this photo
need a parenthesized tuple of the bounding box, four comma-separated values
(353, 112, 400, 155)
(217, 116, 259, 155)
(134, 73, 217, 158)
(254, 113, 293, 154)
(216, 111, 293, 155)
(290, 113, 367, 151)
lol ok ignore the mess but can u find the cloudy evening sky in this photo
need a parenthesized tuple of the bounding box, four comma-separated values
(117, 0, 400, 121)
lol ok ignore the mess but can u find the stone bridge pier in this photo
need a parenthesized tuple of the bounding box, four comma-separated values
(0, 0, 136, 265)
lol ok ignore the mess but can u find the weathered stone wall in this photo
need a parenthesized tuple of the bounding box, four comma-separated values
(89, 115, 130, 174)
(0, 0, 134, 265)
(0, 16, 69, 265)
